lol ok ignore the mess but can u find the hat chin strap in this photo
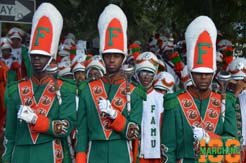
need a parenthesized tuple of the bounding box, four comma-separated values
(41, 57, 53, 72)
(189, 71, 196, 88)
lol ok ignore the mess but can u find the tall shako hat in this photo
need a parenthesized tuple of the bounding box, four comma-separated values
(185, 16, 217, 73)
(29, 3, 63, 71)
(98, 4, 127, 59)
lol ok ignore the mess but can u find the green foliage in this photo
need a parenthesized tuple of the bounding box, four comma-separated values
(20, 0, 246, 42)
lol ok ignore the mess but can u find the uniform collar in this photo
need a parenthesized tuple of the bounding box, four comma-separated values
(102, 72, 125, 84)
(187, 86, 211, 100)
(31, 75, 53, 85)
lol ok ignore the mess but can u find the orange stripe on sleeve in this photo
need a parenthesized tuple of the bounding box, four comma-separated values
(208, 131, 221, 139)
(31, 115, 50, 133)
(109, 112, 126, 132)
(76, 152, 87, 163)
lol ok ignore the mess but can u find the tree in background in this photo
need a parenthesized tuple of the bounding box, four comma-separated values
(4, 0, 246, 44)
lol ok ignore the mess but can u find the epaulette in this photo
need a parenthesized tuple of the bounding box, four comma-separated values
(131, 82, 146, 100)
(6, 78, 28, 96)
(164, 89, 185, 111)
(213, 90, 237, 102)
(164, 89, 185, 101)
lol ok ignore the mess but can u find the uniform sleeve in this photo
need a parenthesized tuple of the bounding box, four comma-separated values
(161, 108, 177, 162)
(7, 70, 17, 84)
(75, 89, 88, 162)
(207, 93, 238, 139)
(49, 87, 76, 138)
(161, 92, 184, 163)
(222, 93, 238, 137)
(2, 86, 18, 162)
(21, 46, 32, 78)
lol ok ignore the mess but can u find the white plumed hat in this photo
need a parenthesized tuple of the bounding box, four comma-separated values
(185, 16, 217, 73)
(29, 3, 63, 60)
(98, 4, 127, 56)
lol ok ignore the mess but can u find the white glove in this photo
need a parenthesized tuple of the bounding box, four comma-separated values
(98, 98, 117, 119)
(17, 105, 37, 124)
(192, 126, 210, 143)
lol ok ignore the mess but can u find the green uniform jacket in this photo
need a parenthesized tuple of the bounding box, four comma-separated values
(161, 90, 238, 163)
(76, 78, 145, 163)
(2, 78, 76, 163)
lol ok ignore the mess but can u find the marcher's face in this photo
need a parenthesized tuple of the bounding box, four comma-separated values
(103, 53, 124, 74)
(11, 38, 21, 48)
(2, 49, 11, 59)
(87, 68, 102, 80)
(74, 71, 85, 82)
(138, 70, 155, 88)
(31, 54, 50, 73)
(191, 72, 213, 91)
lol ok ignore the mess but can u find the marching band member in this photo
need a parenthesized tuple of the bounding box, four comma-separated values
(3, 3, 76, 163)
(227, 58, 246, 163)
(134, 51, 163, 163)
(75, 4, 144, 163)
(161, 16, 238, 163)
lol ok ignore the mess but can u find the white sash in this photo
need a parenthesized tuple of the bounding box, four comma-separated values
(239, 90, 246, 145)
(140, 90, 164, 158)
